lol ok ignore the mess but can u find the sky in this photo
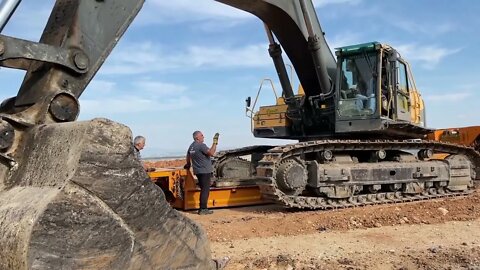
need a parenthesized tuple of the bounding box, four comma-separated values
(1, 0, 479, 157)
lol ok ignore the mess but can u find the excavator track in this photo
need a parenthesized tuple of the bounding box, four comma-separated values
(213, 145, 275, 187)
(214, 145, 276, 167)
(260, 181, 474, 210)
(243, 140, 480, 210)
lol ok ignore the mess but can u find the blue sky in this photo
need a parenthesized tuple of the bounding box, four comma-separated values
(1, 0, 479, 157)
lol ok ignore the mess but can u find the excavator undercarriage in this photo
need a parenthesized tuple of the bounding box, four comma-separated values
(215, 140, 479, 209)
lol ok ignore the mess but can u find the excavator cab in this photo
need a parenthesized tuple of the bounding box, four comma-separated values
(335, 42, 429, 139)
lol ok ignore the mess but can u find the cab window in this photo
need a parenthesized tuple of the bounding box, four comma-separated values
(397, 62, 408, 93)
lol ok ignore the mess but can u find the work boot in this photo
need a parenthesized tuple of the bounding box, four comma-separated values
(198, 209, 213, 215)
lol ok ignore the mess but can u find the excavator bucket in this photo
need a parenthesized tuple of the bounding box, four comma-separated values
(0, 1, 216, 269)
(0, 119, 216, 269)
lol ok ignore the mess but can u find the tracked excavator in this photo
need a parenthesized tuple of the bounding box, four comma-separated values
(213, 0, 480, 209)
(0, 0, 477, 269)
(0, 0, 223, 269)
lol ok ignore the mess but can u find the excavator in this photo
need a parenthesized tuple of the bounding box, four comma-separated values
(212, 0, 480, 209)
(153, 0, 480, 211)
(0, 0, 477, 269)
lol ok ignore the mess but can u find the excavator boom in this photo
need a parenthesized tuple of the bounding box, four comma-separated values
(216, 0, 336, 97)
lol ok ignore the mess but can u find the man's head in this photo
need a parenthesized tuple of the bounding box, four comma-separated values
(134, 135, 145, 150)
(192, 130, 204, 143)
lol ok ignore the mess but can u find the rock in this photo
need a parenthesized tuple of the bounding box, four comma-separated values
(0, 119, 215, 270)
(374, 222, 382, 228)
(318, 226, 328, 232)
(428, 245, 442, 253)
(437, 207, 449, 216)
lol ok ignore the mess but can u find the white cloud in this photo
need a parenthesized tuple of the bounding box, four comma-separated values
(313, 0, 362, 7)
(390, 19, 456, 37)
(80, 95, 192, 116)
(136, 0, 250, 26)
(135, 81, 187, 95)
(4, 2, 55, 41)
(101, 42, 270, 75)
(188, 45, 268, 67)
(87, 80, 117, 94)
(424, 92, 471, 102)
(136, 0, 361, 26)
(327, 32, 364, 52)
(80, 79, 193, 118)
(394, 44, 461, 69)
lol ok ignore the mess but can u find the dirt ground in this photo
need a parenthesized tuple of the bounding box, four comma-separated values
(148, 159, 480, 269)
(184, 192, 480, 270)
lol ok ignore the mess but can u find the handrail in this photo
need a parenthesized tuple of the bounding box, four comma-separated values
(246, 78, 278, 133)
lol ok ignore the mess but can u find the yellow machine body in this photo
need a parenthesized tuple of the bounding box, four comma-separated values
(253, 104, 290, 130)
(252, 86, 306, 131)
(148, 167, 264, 210)
(428, 126, 480, 149)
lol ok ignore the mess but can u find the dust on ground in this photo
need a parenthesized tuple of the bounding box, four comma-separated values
(151, 159, 480, 269)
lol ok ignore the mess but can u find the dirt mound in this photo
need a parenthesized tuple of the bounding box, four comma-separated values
(144, 159, 185, 168)
(227, 246, 480, 270)
(187, 191, 480, 243)
(185, 190, 480, 270)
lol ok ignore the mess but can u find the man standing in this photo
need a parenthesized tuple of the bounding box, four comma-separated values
(185, 131, 219, 215)
(133, 135, 146, 161)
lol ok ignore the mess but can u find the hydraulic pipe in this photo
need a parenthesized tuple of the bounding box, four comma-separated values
(299, 0, 331, 95)
(264, 24, 295, 100)
(0, 0, 21, 32)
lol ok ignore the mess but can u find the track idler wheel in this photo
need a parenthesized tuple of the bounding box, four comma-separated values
(276, 158, 307, 195)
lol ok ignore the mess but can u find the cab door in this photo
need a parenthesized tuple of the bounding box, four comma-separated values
(395, 61, 411, 122)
